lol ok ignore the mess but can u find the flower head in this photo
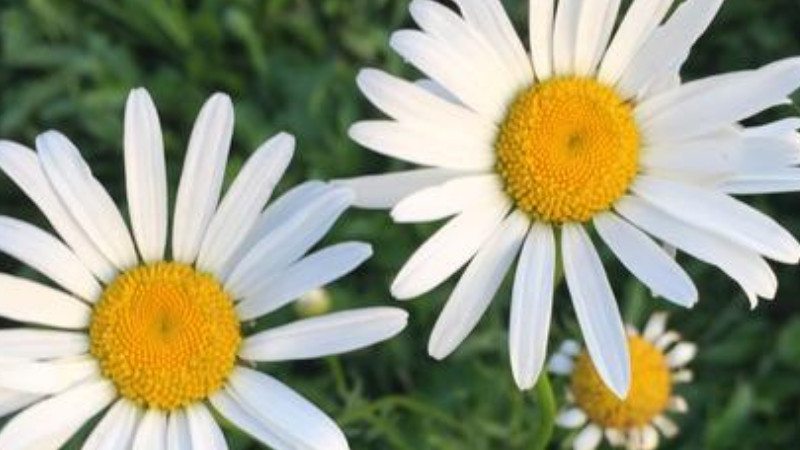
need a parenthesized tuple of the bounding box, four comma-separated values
(341, 0, 800, 396)
(0, 88, 407, 449)
(550, 313, 695, 450)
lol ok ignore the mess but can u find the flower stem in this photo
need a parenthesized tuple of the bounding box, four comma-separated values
(531, 372, 556, 450)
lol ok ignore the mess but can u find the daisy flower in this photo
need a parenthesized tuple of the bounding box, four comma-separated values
(549, 313, 695, 450)
(0, 88, 408, 450)
(340, 0, 800, 396)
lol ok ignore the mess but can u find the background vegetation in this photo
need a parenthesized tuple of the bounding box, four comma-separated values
(1, 0, 799, 448)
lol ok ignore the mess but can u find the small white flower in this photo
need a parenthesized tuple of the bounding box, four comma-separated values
(0, 88, 408, 450)
(549, 313, 695, 450)
(340, 0, 800, 396)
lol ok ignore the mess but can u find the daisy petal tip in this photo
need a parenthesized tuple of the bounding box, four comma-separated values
(389, 282, 414, 301)
(347, 121, 370, 141)
(610, 377, 631, 401)
(127, 87, 153, 102)
(383, 307, 410, 331)
(427, 343, 450, 361)
(356, 68, 381, 86)
(357, 242, 375, 259)
(35, 130, 72, 158)
(274, 131, 296, 148)
(512, 372, 536, 391)
(203, 93, 234, 118)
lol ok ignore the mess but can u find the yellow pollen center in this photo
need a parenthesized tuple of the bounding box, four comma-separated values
(570, 336, 671, 428)
(495, 77, 640, 223)
(89, 262, 241, 410)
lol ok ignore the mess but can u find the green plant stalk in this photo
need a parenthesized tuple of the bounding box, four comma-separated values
(531, 372, 557, 450)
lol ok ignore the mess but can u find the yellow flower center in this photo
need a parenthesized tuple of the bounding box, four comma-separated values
(89, 262, 241, 410)
(570, 336, 671, 429)
(495, 78, 640, 223)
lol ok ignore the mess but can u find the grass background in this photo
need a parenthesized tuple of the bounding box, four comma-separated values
(1, 0, 800, 448)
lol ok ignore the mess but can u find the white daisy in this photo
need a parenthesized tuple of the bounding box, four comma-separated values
(340, 0, 800, 397)
(0, 88, 408, 450)
(549, 313, 695, 450)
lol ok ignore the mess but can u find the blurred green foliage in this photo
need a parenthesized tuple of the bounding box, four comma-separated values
(1, 0, 800, 449)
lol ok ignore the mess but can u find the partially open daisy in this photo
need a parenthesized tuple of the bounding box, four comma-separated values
(549, 313, 695, 450)
(0, 88, 408, 450)
(340, 0, 800, 396)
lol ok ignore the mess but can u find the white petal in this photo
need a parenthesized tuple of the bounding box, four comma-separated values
(228, 368, 348, 450)
(672, 370, 693, 384)
(429, 211, 528, 359)
(224, 187, 353, 299)
(598, 0, 674, 85)
(0, 389, 41, 419)
(617, 0, 724, 99)
(638, 57, 800, 142)
(124, 88, 167, 263)
(643, 71, 682, 98)
(574, 0, 620, 76)
(654, 331, 681, 351)
(556, 408, 587, 429)
(389, 30, 511, 121)
(558, 340, 582, 357)
(669, 395, 689, 412)
(196, 132, 294, 273)
(667, 342, 697, 368)
(573, 424, 603, 450)
(552, 0, 581, 76)
(210, 390, 292, 450)
(594, 212, 697, 307)
(510, 222, 555, 390)
(642, 134, 800, 175)
(605, 429, 626, 446)
(0, 379, 115, 450)
(642, 312, 669, 341)
(0, 141, 114, 282)
(186, 404, 227, 450)
(719, 168, 800, 195)
(653, 415, 679, 438)
(0, 274, 91, 329)
(37, 131, 137, 270)
(220, 181, 329, 277)
(0, 216, 101, 302)
(745, 118, 800, 138)
(236, 243, 372, 320)
(82, 399, 141, 450)
(334, 169, 463, 209)
(349, 120, 494, 170)
(391, 200, 511, 299)
(356, 69, 494, 135)
(391, 174, 505, 223)
(172, 93, 234, 264)
(562, 224, 630, 398)
(632, 176, 800, 263)
(410, 0, 527, 94)
(452, 0, 533, 85)
(416, 79, 463, 106)
(166, 409, 190, 450)
(529, 0, 555, 80)
(240, 307, 408, 361)
(615, 195, 777, 302)
(548, 352, 575, 375)
(639, 425, 660, 450)
(0, 357, 99, 394)
(0, 329, 87, 360)
(133, 410, 167, 450)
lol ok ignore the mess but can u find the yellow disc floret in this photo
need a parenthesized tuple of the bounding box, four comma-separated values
(570, 336, 671, 429)
(495, 77, 640, 223)
(90, 262, 241, 410)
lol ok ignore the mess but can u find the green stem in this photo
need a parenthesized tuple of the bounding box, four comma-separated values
(531, 373, 556, 450)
